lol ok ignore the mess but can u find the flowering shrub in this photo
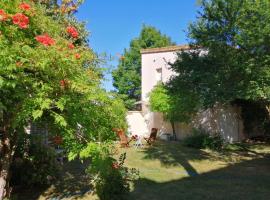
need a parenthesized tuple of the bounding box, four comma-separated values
(0, 0, 127, 198)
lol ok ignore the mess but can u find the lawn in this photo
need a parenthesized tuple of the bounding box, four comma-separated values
(14, 141, 270, 200)
(125, 141, 270, 200)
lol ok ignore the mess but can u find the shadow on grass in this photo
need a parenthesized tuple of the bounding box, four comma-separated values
(13, 159, 92, 200)
(141, 141, 211, 176)
(130, 155, 270, 200)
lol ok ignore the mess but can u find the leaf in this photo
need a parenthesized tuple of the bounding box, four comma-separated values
(0, 77, 4, 87)
(33, 110, 43, 120)
(54, 114, 67, 127)
(41, 99, 51, 110)
(21, 45, 32, 55)
(56, 98, 66, 111)
(68, 152, 78, 161)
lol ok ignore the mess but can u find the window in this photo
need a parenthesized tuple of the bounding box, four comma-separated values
(156, 67, 162, 82)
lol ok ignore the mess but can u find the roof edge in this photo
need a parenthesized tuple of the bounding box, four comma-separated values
(140, 45, 191, 54)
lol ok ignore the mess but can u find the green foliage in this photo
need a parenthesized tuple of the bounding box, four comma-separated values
(0, 1, 127, 197)
(183, 129, 224, 151)
(235, 100, 270, 136)
(149, 83, 199, 139)
(170, 0, 270, 109)
(0, 0, 127, 149)
(112, 25, 175, 109)
(84, 144, 139, 200)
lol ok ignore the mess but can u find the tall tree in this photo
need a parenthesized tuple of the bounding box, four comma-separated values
(112, 25, 175, 110)
(170, 0, 270, 114)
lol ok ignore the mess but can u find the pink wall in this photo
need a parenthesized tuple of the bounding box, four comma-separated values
(139, 46, 244, 142)
(141, 51, 177, 102)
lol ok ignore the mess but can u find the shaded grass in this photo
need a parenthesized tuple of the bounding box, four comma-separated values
(13, 141, 270, 200)
(12, 159, 97, 200)
(120, 141, 270, 200)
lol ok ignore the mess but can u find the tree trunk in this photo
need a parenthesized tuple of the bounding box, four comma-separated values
(170, 121, 177, 141)
(266, 105, 270, 119)
(0, 136, 12, 200)
(0, 113, 15, 200)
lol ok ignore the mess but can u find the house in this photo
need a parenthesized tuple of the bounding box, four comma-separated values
(127, 45, 245, 143)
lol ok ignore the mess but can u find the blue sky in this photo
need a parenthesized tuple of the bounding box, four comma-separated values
(76, 0, 199, 91)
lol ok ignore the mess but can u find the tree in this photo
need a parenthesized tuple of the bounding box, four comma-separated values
(170, 0, 270, 114)
(0, 1, 126, 198)
(33, 0, 84, 14)
(149, 84, 199, 140)
(112, 25, 175, 110)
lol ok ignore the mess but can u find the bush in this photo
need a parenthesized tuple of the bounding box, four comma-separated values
(87, 150, 139, 200)
(10, 140, 61, 187)
(95, 166, 129, 200)
(183, 129, 224, 151)
(203, 134, 224, 151)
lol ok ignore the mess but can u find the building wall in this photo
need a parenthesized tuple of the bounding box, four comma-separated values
(141, 51, 177, 103)
(126, 111, 149, 137)
(140, 47, 245, 142)
(196, 104, 245, 142)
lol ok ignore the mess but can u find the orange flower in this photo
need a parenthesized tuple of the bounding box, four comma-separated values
(19, 2, 31, 11)
(75, 53, 81, 59)
(68, 43, 75, 49)
(12, 13, 29, 29)
(60, 79, 69, 89)
(0, 9, 8, 21)
(66, 26, 79, 38)
(35, 34, 55, 46)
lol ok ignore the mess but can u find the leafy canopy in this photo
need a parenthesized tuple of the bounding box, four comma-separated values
(170, 0, 270, 108)
(112, 25, 175, 110)
(149, 83, 199, 124)
(0, 0, 126, 160)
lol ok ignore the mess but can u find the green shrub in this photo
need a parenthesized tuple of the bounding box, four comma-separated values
(203, 134, 224, 151)
(95, 166, 129, 200)
(183, 129, 224, 151)
(88, 151, 139, 200)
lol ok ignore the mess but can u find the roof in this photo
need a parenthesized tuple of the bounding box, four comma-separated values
(140, 45, 191, 54)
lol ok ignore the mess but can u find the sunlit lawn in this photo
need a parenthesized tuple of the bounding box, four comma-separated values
(14, 141, 270, 200)
(123, 141, 270, 200)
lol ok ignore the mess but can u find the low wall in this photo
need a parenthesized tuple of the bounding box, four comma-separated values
(144, 104, 245, 142)
(126, 111, 148, 137)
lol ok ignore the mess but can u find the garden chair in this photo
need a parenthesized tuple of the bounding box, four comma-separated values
(113, 128, 133, 147)
(51, 135, 65, 164)
(144, 128, 158, 145)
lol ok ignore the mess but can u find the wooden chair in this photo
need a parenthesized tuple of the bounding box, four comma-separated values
(113, 128, 133, 147)
(144, 128, 158, 145)
(50, 135, 65, 164)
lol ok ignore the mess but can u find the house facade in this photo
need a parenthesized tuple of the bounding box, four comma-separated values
(127, 45, 245, 143)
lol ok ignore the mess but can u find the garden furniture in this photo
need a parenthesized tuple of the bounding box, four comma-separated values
(113, 128, 134, 147)
(144, 128, 158, 145)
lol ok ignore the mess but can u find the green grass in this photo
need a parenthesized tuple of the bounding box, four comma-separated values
(122, 141, 270, 200)
(13, 141, 270, 200)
